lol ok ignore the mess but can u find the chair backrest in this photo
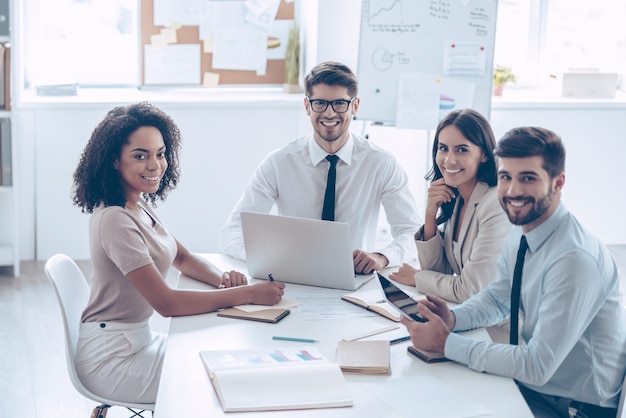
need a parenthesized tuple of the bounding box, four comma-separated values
(45, 254, 155, 413)
(44, 254, 93, 397)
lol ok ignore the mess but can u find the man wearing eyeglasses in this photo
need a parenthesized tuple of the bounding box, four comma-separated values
(219, 61, 421, 274)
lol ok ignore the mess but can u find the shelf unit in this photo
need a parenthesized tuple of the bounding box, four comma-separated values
(0, 110, 17, 276)
(0, 1, 18, 276)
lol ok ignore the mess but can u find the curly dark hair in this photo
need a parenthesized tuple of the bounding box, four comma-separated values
(72, 102, 181, 214)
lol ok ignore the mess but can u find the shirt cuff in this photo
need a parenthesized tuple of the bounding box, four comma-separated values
(451, 306, 473, 331)
(444, 332, 471, 364)
(377, 247, 401, 268)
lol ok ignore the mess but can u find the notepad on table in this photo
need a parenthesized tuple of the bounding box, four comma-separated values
(341, 288, 402, 322)
(199, 347, 353, 412)
(335, 340, 391, 374)
(217, 307, 290, 323)
(216, 297, 300, 323)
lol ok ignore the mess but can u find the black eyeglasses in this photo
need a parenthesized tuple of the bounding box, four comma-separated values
(307, 97, 355, 113)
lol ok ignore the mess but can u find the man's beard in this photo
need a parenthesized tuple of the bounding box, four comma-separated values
(501, 187, 553, 226)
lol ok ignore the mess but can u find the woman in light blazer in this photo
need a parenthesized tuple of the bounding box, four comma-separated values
(390, 109, 511, 304)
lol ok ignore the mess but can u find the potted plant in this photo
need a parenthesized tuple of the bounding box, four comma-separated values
(283, 21, 301, 93)
(493, 65, 516, 96)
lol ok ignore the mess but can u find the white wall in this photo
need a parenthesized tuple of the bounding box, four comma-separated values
(17, 97, 626, 261)
(490, 101, 626, 245)
(25, 95, 310, 260)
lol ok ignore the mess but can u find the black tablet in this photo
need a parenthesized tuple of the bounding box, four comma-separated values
(377, 272, 428, 323)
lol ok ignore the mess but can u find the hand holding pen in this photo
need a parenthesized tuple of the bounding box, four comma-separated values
(246, 275, 285, 305)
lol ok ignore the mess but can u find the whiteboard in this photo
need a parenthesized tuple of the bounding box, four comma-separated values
(356, 0, 498, 125)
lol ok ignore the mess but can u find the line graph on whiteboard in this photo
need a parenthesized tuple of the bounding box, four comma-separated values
(364, 0, 420, 32)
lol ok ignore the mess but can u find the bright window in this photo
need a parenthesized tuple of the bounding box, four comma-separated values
(23, 0, 138, 88)
(494, 0, 626, 90)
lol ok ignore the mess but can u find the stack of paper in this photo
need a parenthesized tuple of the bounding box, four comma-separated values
(335, 340, 391, 374)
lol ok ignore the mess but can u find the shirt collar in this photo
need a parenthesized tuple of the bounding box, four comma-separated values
(523, 202, 567, 253)
(308, 134, 354, 166)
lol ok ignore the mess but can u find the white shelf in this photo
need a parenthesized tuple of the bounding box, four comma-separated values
(0, 3, 16, 276)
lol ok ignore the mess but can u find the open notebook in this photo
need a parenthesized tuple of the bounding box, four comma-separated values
(242, 212, 374, 290)
(199, 347, 353, 412)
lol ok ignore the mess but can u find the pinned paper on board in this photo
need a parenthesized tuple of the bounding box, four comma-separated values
(437, 77, 477, 119)
(395, 73, 440, 130)
(160, 28, 178, 44)
(153, 0, 202, 26)
(245, 0, 282, 30)
(144, 44, 201, 85)
(394, 74, 478, 129)
(210, 1, 268, 72)
(202, 71, 220, 87)
(141, 0, 298, 86)
(443, 42, 487, 77)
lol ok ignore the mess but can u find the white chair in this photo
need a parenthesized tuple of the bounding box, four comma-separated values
(44, 254, 155, 418)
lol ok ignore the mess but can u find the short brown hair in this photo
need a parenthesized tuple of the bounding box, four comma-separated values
(495, 127, 566, 178)
(304, 61, 358, 97)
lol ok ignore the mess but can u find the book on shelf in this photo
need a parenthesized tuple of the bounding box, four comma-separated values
(335, 340, 391, 374)
(217, 307, 290, 323)
(407, 345, 449, 363)
(0, 43, 5, 109)
(0, 42, 9, 110)
(34, 82, 78, 96)
(199, 347, 353, 412)
(0, 118, 11, 186)
(341, 288, 402, 322)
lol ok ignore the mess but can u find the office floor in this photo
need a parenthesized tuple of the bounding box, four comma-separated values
(1, 247, 625, 418)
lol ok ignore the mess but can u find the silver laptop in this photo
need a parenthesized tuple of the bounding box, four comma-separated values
(241, 212, 374, 290)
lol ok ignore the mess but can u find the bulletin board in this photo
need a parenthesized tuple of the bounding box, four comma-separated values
(356, 0, 498, 125)
(140, 0, 295, 86)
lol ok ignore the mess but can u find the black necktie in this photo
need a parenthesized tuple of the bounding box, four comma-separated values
(322, 155, 339, 221)
(510, 235, 529, 345)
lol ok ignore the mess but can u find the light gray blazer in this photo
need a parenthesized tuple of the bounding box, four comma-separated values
(413, 182, 511, 303)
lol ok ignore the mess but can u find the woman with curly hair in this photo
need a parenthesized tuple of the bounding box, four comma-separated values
(72, 102, 285, 403)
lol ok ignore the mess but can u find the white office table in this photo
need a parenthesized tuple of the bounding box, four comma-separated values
(154, 254, 533, 417)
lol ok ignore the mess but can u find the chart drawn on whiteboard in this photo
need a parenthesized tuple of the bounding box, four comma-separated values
(372, 47, 409, 71)
(356, 0, 497, 124)
(365, 0, 421, 32)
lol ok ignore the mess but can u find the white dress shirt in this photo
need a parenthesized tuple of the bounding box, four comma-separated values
(445, 203, 626, 408)
(219, 134, 422, 266)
